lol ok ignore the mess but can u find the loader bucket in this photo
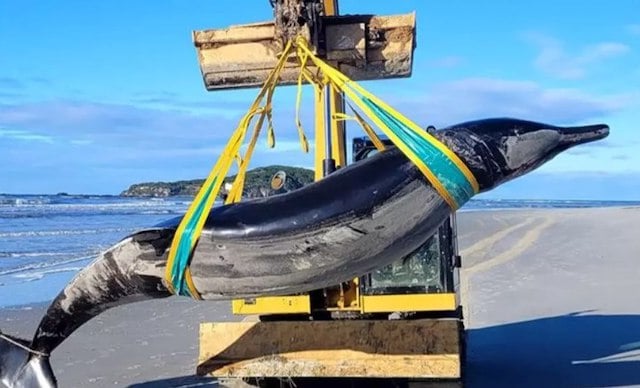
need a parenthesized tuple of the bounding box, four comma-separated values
(192, 12, 417, 90)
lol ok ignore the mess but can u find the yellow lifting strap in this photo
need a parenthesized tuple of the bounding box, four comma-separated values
(164, 40, 305, 298)
(293, 36, 479, 209)
(333, 104, 387, 152)
(165, 36, 480, 299)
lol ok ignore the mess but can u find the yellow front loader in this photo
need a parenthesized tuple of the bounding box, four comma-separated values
(191, 1, 466, 386)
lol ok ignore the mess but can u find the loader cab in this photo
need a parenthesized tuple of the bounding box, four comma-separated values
(352, 136, 460, 297)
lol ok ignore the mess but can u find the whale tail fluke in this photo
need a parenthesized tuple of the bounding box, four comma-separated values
(0, 332, 57, 388)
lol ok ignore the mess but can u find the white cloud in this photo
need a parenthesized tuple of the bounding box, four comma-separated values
(627, 24, 640, 36)
(0, 98, 304, 145)
(382, 77, 633, 127)
(0, 77, 25, 89)
(476, 171, 640, 201)
(1, 78, 636, 194)
(427, 56, 463, 68)
(0, 128, 54, 143)
(612, 154, 630, 161)
(348, 77, 639, 175)
(257, 139, 311, 153)
(70, 139, 93, 145)
(523, 32, 630, 79)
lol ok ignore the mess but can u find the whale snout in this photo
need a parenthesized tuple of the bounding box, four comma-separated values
(457, 118, 612, 192)
(559, 123, 610, 147)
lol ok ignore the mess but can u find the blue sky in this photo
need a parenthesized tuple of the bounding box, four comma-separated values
(0, 0, 638, 199)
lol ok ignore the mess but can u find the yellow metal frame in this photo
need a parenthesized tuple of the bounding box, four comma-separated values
(230, 0, 459, 317)
(326, 0, 347, 169)
(197, 2, 465, 383)
(361, 293, 457, 314)
(313, 83, 326, 181)
(231, 292, 458, 315)
(231, 296, 311, 315)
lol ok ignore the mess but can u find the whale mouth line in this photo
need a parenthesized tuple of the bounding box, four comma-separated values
(560, 124, 610, 146)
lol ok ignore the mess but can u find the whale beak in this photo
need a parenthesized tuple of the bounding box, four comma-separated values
(559, 123, 610, 147)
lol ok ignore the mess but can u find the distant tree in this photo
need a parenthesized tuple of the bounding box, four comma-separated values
(120, 165, 315, 198)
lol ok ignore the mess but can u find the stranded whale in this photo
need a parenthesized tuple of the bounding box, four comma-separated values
(0, 117, 609, 388)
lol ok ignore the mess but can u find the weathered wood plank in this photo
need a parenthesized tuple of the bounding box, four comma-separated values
(192, 13, 416, 90)
(198, 319, 462, 379)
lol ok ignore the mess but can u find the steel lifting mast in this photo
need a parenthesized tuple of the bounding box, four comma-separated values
(191, 1, 465, 387)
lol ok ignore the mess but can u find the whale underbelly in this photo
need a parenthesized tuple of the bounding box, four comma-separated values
(189, 179, 448, 300)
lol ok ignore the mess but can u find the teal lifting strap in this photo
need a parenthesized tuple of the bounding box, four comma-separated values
(362, 98, 477, 208)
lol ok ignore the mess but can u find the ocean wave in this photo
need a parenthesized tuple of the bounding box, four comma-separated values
(0, 197, 52, 206)
(0, 254, 98, 276)
(0, 209, 182, 219)
(0, 227, 135, 238)
(0, 251, 68, 259)
(0, 196, 219, 221)
(12, 267, 84, 282)
(1, 203, 181, 210)
(139, 210, 174, 215)
(1, 197, 181, 206)
(462, 198, 640, 210)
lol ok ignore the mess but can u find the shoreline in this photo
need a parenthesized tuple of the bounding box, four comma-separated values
(4, 191, 640, 203)
(1, 206, 639, 386)
(458, 203, 640, 212)
(2, 205, 640, 310)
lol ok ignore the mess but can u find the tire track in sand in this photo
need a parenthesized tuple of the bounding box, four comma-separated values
(460, 215, 555, 324)
(461, 215, 538, 261)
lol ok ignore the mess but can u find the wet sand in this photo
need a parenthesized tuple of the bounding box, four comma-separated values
(2, 207, 640, 387)
(459, 206, 640, 387)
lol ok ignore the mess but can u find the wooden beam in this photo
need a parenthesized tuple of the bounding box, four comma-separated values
(198, 319, 462, 379)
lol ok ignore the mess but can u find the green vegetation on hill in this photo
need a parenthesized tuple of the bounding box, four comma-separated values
(120, 165, 314, 198)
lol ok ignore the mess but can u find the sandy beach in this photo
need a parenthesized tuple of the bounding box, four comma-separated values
(2, 206, 640, 387)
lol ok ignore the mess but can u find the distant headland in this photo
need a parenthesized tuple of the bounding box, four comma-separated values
(120, 165, 314, 198)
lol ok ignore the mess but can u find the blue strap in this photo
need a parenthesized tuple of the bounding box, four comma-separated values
(168, 178, 217, 297)
(363, 98, 476, 208)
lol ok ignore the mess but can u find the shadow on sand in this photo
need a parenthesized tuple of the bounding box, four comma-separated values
(129, 312, 640, 387)
(128, 374, 217, 387)
(467, 312, 640, 387)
